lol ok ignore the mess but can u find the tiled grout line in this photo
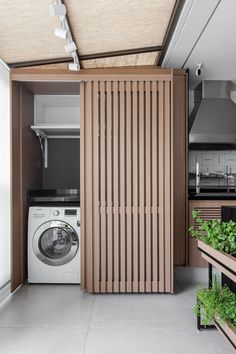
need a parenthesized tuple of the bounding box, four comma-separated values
(82, 294, 96, 354)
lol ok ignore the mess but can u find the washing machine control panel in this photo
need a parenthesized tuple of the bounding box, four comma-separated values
(53, 210, 60, 216)
(65, 209, 77, 216)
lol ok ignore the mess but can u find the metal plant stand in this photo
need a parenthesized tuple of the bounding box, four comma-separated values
(197, 263, 215, 331)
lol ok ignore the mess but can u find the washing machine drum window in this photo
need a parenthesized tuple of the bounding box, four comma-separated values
(33, 221, 79, 266)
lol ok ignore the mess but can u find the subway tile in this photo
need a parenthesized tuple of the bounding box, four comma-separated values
(213, 154, 221, 165)
(189, 151, 201, 165)
(230, 166, 236, 173)
(213, 165, 225, 173)
(189, 164, 196, 172)
(201, 165, 214, 173)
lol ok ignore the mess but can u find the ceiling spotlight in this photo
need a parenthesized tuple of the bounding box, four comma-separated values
(64, 41, 77, 54)
(54, 27, 68, 40)
(69, 63, 80, 71)
(49, 3, 66, 17)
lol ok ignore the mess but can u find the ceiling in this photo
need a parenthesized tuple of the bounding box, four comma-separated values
(161, 0, 236, 89)
(0, 0, 178, 69)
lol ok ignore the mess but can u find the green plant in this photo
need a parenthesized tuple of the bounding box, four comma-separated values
(189, 210, 236, 255)
(194, 277, 236, 327)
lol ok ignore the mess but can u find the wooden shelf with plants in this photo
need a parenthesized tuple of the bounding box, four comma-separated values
(195, 282, 236, 351)
(198, 240, 236, 283)
(214, 319, 236, 349)
(189, 210, 236, 351)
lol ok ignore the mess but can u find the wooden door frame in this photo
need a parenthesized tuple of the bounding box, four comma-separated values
(11, 67, 185, 82)
(11, 81, 42, 292)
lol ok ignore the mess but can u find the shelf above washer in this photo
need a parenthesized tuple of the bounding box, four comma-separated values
(31, 124, 80, 168)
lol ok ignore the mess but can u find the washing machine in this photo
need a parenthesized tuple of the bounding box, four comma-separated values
(28, 206, 80, 283)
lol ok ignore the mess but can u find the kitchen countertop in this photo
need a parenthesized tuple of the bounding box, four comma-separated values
(189, 187, 236, 200)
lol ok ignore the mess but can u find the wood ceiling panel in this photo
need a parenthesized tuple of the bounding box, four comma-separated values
(0, 0, 176, 67)
(81, 52, 160, 68)
(65, 0, 176, 55)
(19, 63, 70, 70)
(0, 0, 69, 64)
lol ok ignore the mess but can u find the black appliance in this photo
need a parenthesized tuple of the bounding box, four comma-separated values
(27, 189, 80, 205)
(221, 206, 236, 293)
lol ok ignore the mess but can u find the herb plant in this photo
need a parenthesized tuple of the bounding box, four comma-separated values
(189, 210, 236, 255)
(194, 278, 236, 327)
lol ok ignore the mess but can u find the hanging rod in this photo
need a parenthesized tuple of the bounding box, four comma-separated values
(31, 125, 80, 168)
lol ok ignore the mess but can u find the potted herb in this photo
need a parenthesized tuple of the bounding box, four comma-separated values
(195, 279, 236, 346)
(189, 210, 236, 280)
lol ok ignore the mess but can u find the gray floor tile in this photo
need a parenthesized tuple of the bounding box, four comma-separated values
(0, 283, 234, 354)
(84, 327, 183, 354)
(84, 326, 233, 354)
(90, 289, 195, 329)
(0, 285, 94, 329)
(178, 328, 233, 354)
(0, 327, 87, 354)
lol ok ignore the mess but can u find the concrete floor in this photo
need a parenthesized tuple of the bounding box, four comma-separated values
(0, 283, 233, 354)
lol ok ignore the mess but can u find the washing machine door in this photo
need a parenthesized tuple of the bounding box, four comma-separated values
(33, 221, 79, 266)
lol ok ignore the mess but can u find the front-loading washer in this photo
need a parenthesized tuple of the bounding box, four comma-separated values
(28, 206, 80, 283)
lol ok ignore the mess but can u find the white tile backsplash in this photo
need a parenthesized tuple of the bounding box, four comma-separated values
(201, 165, 214, 173)
(201, 151, 214, 166)
(189, 150, 236, 186)
(213, 165, 225, 173)
(190, 151, 201, 165)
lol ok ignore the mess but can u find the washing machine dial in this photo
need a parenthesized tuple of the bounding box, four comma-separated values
(53, 210, 60, 216)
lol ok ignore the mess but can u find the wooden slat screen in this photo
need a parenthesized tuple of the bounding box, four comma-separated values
(81, 79, 173, 293)
(192, 207, 221, 230)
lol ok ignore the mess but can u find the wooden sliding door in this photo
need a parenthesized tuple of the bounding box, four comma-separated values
(80, 76, 173, 293)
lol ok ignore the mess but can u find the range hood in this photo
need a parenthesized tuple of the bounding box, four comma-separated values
(189, 80, 236, 146)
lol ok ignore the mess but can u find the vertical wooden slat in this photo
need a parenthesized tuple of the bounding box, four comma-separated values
(170, 73, 175, 293)
(106, 81, 113, 293)
(119, 81, 126, 292)
(100, 81, 107, 292)
(113, 81, 120, 293)
(158, 81, 165, 292)
(93, 81, 100, 293)
(80, 82, 85, 290)
(132, 81, 139, 293)
(139, 81, 145, 293)
(126, 81, 132, 292)
(145, 81, 151, 292)
(84, 82, 94, 292)
(164, 81, 171, 293)
(151, 81, 158, 292)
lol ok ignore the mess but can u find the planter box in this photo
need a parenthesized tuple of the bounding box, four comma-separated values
(214, 319, 236, 349)
(198, 240, 236, 283)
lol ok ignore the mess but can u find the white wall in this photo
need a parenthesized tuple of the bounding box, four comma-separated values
(35, 95, 80, 125)
(0, 61, 10, 288)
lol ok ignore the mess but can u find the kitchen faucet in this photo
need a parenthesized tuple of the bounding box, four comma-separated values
(225, 165, 235, 192)
(196, 162, 200, 194)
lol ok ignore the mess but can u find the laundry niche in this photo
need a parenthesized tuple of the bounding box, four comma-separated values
(32, 95, 80, 189)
